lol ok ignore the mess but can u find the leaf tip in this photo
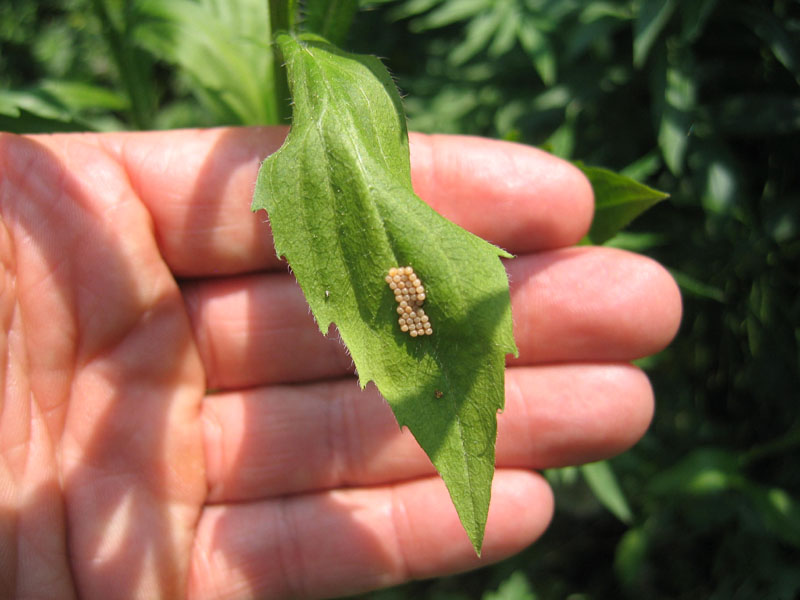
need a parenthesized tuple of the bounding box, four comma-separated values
(464, 520, 485, 556)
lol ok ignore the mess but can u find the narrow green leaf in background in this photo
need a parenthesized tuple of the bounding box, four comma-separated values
(252, 32, 517, 554)
(736, 5, 800, 84)
(580, 461, 633, 524)
(89, 0, 157, 129)
(0, 82, 127, 132)
(304, 0, 360, 46)
(449, 10, 501, 65)
(482, 570, 537, 600)
(407, 0, 488, 32)
(668, 269, 725, 302)
(518, 17, 557, 86)
(652, 43, 696, 175)
(680, 0, 718, 42)
(633, 0, 676, 67)
(614, 527, 649, 589)
(579, 164, 669, 245)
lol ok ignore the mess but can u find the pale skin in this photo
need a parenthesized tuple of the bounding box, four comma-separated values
(0, 128, 681, 599)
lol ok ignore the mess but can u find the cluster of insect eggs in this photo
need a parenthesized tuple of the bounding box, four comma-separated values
(385, 266, 433, 337)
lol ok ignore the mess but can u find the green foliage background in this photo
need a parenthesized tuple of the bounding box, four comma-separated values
(2, 0, 799, 597)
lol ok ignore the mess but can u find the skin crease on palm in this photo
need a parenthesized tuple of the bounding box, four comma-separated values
(0, 127, 681, 600)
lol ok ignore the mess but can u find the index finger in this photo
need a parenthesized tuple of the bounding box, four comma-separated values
(99, 127, 593, 276)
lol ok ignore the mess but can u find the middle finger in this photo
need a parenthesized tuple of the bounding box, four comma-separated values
(182, 246, 679, 390)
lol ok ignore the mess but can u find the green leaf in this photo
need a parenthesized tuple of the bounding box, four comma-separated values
(603, 231, 666, 252)
(517, 17, 556, 86)
(736, 5, 800, 83)
(668, 269, 725, 302)
(648, 448, 740, 497)
(614, 527, 649, 589)
(303, 0, 359, 46)
(449, 10, 501, 65)
(619, 152, 662, 181)
(89, 0, 157, 129)
(633, 0, 677, 67)
(408, 0, 489, 32)
(580, 461, 634, 524)
(133, 0, 279, 124)
(566, 5, 631, 61)
(252, 32, 517, 554)
(36, 80, 128, 112)
(482, 571, 537, 600)
(743, 485, 800, 549)
(579, 164, 669, 245)
(680, 0, 718, 42)
(390, 0, 442, 21)
(487, 5, 518, 58)
(650, 42, 696, 175)
(0, 84, 126, 133)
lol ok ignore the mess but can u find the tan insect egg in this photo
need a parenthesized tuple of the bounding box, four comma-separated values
(386, 266, 433, 337)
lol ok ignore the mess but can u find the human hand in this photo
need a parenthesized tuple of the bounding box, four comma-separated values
(0, 128, 680, 599)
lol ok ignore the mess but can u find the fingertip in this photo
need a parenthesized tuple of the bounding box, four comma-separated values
(656, 261, 683, 350)
(509, 246, 683, 363)
(484, 470, 555, 553)
(409, 134, 594, 251)
(397, 470, 554, 579)
(500, 364, 655, 468)
(625, 252, 683, 356)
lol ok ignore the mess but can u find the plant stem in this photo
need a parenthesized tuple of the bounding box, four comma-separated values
(90, 0, 155, 129)
(740, 425, 800, 467)
(269, 0, 298, 123)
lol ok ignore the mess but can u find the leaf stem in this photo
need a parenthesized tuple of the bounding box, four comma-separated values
(269, 0, 298, 122)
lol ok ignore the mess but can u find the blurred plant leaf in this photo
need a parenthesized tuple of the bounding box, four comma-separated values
(604, 231, 666, 252)
(619, 151, 662, 181)
(633, 0, 677, 67)
(517, 17, 556, 86)
(450, 10, 501, 65)
(89, 0, 158, 129)
(406, 0, 488, 31)
(713, 93, 800, 136)
(304, 0, 359, 46)
(133, 0, 279, 124)
(421, 0, 556, 85)
(744, 485, 800, 549)
(736, 5, 800, 83)
(486, 4, 517, 58)
(680, 0, 718, 41)
(566, 4, 631, 61)
(669, 269, 725, 302)
(581, 461, 634, 524)
(482, 571, 537, 600)
(649, 449, 800, 549)
(544, 465, 580, 487)
(35, 80, 129, 112)
(614, 527, 649, 589)
(0, 89, 76, 122)
(0, 83, 126, 132)
(252, 32, 517, 554)
(390, 0, 444, 21)
(649, 448, 741, 496)
(652, 43, 696, 175)
(578, 164, 669, 245)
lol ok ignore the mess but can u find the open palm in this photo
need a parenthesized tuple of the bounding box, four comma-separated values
(0, 128, 680, 599)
